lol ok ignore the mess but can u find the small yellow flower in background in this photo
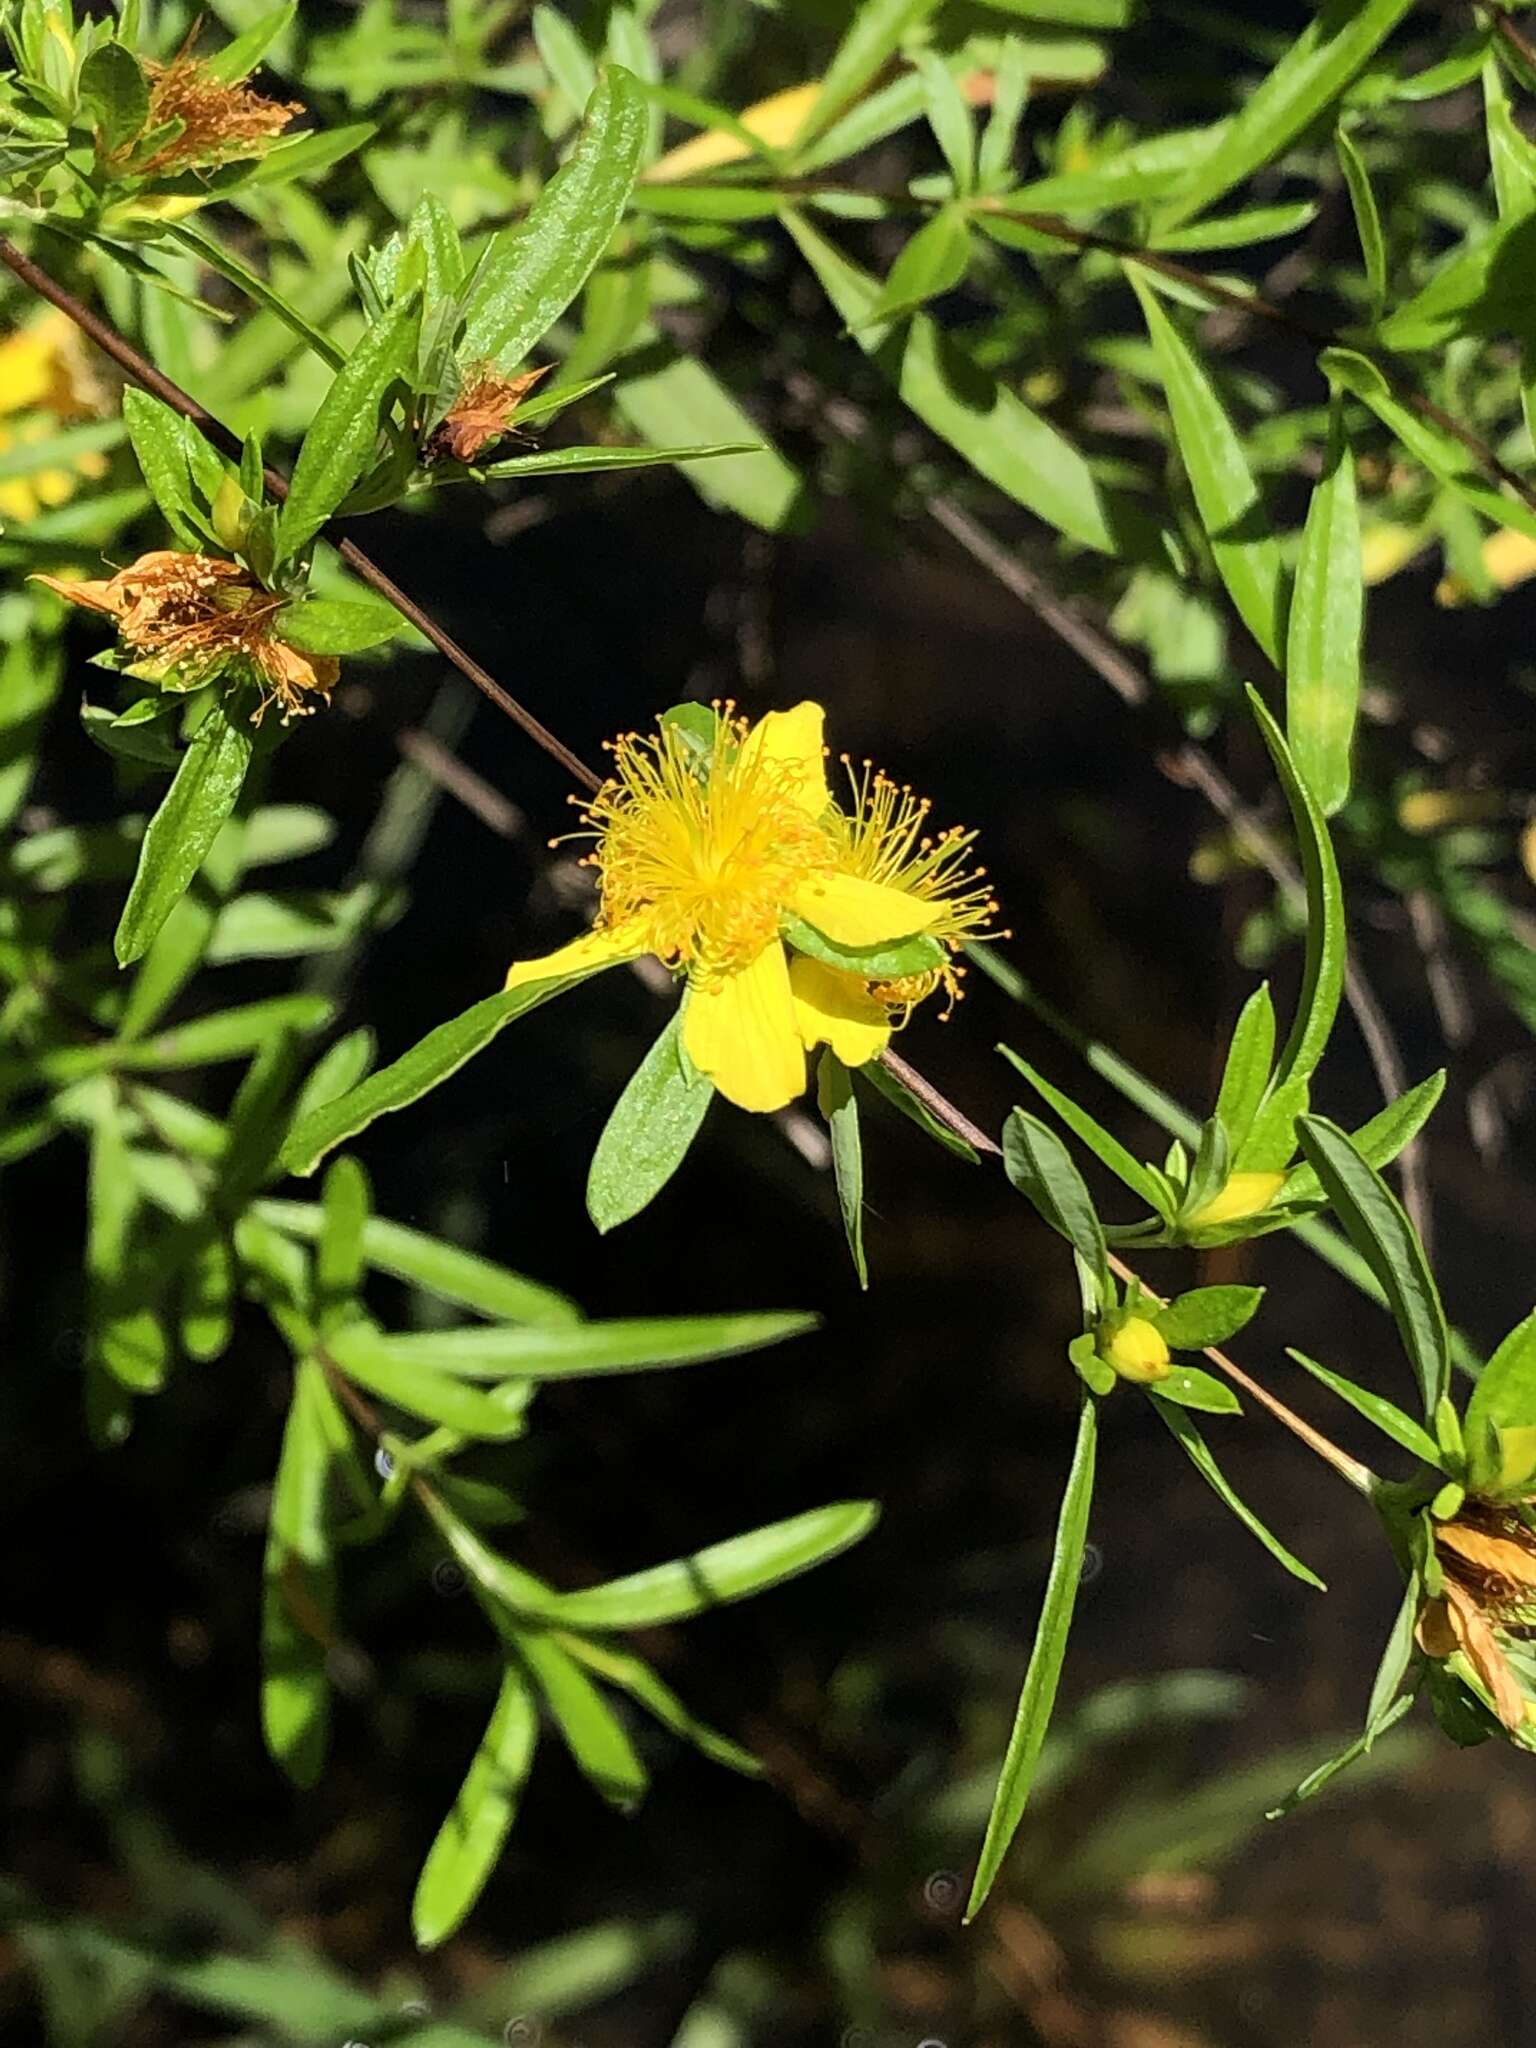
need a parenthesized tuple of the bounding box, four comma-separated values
(1185, 1170, 1286, 1231)
(1417, 1500, 1536, 1736)
(31, 551, 337, 723)
(505, 701, 1001, 1113)
(109, 39, 299, 178)
(0, 312, 110, 524)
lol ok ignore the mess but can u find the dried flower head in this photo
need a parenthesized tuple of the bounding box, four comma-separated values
(427, 364, 549, 465)
(112, 39, 299, 177)
(1418, 1498, 1536, 1737)
(31, 551, 336, 724)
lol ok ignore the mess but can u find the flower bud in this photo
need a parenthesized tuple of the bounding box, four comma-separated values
(1102, 1316, 1171, 1385)
(1186, 1170, 1286, 1231)
(211, 473, 251, 553)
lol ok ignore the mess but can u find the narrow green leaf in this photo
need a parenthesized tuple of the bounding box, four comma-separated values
(543, 1501, 879, 1629)
(255, 1201, 579, 1326)
(1246, 686, 1347, 1094)
(999, 1046, 1167, 1213)
(564, 1634, 759, 1774)
(1154, 1398, 1325, 1587)
(513, 1628, 648, 1811)
(115, 701, 254, 968)
(1149, 201, 1317, 252)
(1295, 1115, 1449, 1416)
(317, 1156, 370, 1326)
(1284, 1348, 1440, 1464)
(327, 1310, 817, 1382)
(793, 0, 942, 148)
(1156, 0, 1418, 230)
(614, 344, 807, 532)
(783, 209, 1121, 553)
(470, 440, 757, 482)
(79, 40, 148, 156)
(244, 120, 377, 188)
(914, 49, 975, 194)
(1321, 343, 1536, 544)
(279, 968, 604, 1177)
(1336, 126, 1387, 315)
(966, 1392, 1097, 1919)
(533, 2, 598, 111)
(412, 1666, 538, 1950)
(818, 1051, 868, 1288)
(205, 1, 296, 81)
(1154, 1285, 1264, 1351)
(1002, 1108, 1109, 1294)
(261, 1358, 338, 1787)
(1375, 209, 1536, 354)
(276, 296, 418, 560)
(859, 206, 972, 325)
(181, 1227, 235, 1364)
(87, 1094, 168, 1393)
(1266, 1688, 1415, 1816)
(325, 1326, 532, 1438)
(1484, 54, 1536, 448)
(0, 633, 64, 834)
(1278, 1068, 1446, 1207)
(1130, 272, 1286, 659)
(117, 994, 332, 1071)
(1364, 1574, 1420, 1745)
(461, 67, 648, 370)
(586, 1011, 714, 1233)
(1286, 398, 1361, 817)
(1212, 984, 1276, 1155)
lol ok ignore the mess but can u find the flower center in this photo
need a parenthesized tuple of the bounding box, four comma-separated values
(583, 718, 831, 978)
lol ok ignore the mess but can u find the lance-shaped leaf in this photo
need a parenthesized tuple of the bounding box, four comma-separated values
(1336, 126, 1387, 316)
(279, 968, 607, 1176)
(1266, 1689, 1416, 1816)
(115, 699, 255, 968)
(324, 1326, 534, 1439)
(460, 67, 648, 371)
(792, 0, 942, 148)
(1156, 0, 1418, 230)
(1212, 983, 1276, 1155)
(1152, 1285, 1263, 1351)
(1003, 1108, 1110, 1299)
(784, 209, 1123, 554)
(1287, 396, 1361, 817)
(541, 1500, 879, 1629)
(966, 1392, 1097, 1920)
(412, 1666, 538, 1950)
(1152, 1397, 1325, 1588)
(1285, 1349, 1441, 1466)
(1247, 685, 1347, 1096)
(999, 1045, 1168, 1214)
(565, 1633, 758, 1773)
(587, 1011, 715, 1234)
(325, 1309, 816, 1381)
(276, 296, 419, 559)
(87, 1093, 168, 1393)
(1277, 1068, 1445, 1207)
(1295, 1115, 1449, 1416)
(1485, 54, 1536, 447)
(513, 1627, 648, 1810)
(818, 1050, 868, 1287)
(1130, 272, 1286, 661)
(316, 1156, 369, 1330)
(261, 1359, 340, 1788)
(119, 389, 206, 545)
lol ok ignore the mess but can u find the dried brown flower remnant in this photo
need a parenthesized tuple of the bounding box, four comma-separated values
(1417, 1499, 1536, 1733)
(32, 551, 337, 723)
(427, 364, 549, 465)
(116, 49, 300, 177)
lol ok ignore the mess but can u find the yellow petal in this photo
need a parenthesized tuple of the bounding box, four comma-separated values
(791, 869, 942, 948)
(683, 941, 805, 1112)
(643, 81, 822, 184)
(504, 920, 647, 994)
(0, 329, 60, 417)
(789, 953, 891, 1068)
(738, 700, 829, 817)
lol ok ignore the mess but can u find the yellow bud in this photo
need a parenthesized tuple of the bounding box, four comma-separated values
(1187, 1170, 1286, 1231)
(1496, 1423, 1536, 1495)
(643, 81, 822, 183)
(1361, 523, 1426, 586)
(1103, 1316, 1171, 1384)
(211, 473, 250, 552)
(99, 193, 211, 237)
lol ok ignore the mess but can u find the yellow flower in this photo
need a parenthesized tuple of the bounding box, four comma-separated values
(504, 702, 999, 1113)
(1185, 1170, 1286, 1231)
(30, 550, 337, 723)
(0, 312, 109, 524)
